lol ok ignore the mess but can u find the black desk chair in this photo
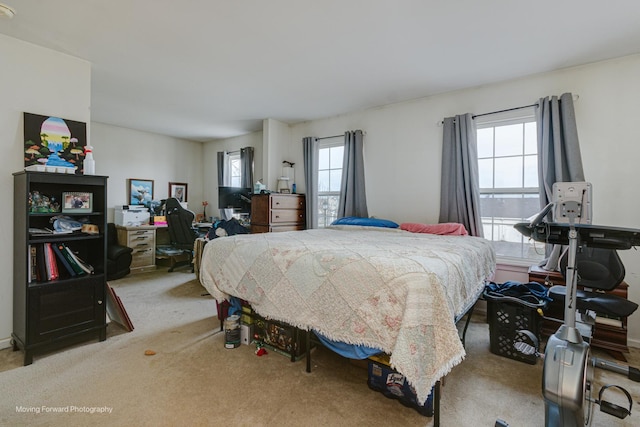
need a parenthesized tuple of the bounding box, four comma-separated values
(165, 197, 200, 272)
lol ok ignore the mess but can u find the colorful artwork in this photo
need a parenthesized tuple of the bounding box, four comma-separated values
(24, 113, 87, 174)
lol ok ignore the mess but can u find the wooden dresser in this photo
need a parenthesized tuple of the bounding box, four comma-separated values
(251, 193, 305, 233)
(528, 265, 629, 360)
(116, 225, 156, 273)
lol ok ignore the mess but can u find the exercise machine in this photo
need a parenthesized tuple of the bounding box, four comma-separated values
(514, 199, 639, 426)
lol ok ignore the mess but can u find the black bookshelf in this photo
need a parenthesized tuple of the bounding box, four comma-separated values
(12, 171, 108, 365)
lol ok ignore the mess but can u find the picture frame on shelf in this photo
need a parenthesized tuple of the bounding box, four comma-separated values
(128, 179, 154, 206)
(61, 192, 93, 213)
(168, 182, 188, 202)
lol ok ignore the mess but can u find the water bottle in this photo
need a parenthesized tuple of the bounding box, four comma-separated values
(84, 145, 95, 175)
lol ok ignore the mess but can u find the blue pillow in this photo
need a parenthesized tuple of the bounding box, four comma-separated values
(331, 216, 399, 228)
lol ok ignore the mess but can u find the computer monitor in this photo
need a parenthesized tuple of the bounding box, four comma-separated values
(218, 186, 251, 213)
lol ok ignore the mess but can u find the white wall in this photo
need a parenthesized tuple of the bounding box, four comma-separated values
(91, 122, 204, 220)
(0, 34, 91, 345)
(263, 118, 292, 191)
(286, 54, 640, 345)
(203, 131, 263, 218)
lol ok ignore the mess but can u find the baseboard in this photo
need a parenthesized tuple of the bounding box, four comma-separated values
(0, 337, 12, 350)
(627, 337, 640, 349)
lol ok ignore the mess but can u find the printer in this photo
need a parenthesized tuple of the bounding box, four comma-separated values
(115, 205, 151, 227)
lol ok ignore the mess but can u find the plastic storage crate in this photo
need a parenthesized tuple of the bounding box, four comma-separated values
(484, 288, 546, 365)
(367, 353, 434, 416)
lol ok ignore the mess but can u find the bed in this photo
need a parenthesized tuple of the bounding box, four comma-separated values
(199, 224, 496, 407)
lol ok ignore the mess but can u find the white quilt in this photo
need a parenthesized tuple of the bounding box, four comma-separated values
(199, 225, 496, 404)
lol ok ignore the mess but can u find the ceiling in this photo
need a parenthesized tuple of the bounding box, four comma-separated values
(2, 1, 640, 142)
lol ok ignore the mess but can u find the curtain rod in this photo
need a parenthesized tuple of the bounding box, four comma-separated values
(437, 104, 536, 127)
(317, 134, 343, 140)
(317, 130, 366, 140)
(438, 94, 580, 126)
(471, 103, 537, 119)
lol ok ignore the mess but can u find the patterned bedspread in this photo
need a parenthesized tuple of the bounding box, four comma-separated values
(199, 225, 496, 404)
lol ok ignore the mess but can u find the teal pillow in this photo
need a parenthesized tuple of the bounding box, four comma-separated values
(331, 216, 399, 228)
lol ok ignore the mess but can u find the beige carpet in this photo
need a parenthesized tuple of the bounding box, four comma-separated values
(0, 270, 638, 426)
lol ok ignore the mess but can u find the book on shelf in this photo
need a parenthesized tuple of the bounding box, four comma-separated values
(28, 227, 73, 236)
(51, 243, 78, 277)
(62, 245, 94, 275)
(57, 243, 87, 276)
(28, 245, 38, 283)
(44, 243, 59, 281)
(34, 243, 47, 282)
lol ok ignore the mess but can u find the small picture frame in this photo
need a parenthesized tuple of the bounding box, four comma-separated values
(169, 182, 188, 202)
(62, 192, 93, 213)
(128, 179, 154, 205)
(279, 189, 291, 194)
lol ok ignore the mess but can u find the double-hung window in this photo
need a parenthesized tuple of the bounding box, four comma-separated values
(317, 138, 344, 228)
(476, 107, 543, 261)
(228, 153, 241, 187)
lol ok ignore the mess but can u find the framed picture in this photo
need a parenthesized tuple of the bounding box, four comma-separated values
(168, 182, 188, 202)
(23, 112, 88, 175)
(128, 179, 154, 206)
(62, 192, 93, 213)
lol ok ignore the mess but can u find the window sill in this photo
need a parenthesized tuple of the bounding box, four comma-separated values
(495, 256, 540, 269)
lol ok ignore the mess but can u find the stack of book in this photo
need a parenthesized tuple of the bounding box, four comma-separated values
(28, 242, 94, 283)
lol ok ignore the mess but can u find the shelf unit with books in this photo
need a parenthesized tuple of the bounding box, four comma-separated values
(13, 171, 108, 365)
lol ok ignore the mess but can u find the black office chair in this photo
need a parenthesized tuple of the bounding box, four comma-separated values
(165, 197, 200, 272)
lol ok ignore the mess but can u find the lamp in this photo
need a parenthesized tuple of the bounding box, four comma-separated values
(280, 160, 295, 193)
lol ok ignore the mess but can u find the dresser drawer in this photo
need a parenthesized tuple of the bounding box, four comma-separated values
(271, 209, 304, 224)
(271, 195, 304, 210)
(126, 229, 154, 246)
(131, 247, 154, 268)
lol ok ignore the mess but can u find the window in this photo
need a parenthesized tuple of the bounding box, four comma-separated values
(317, 138, 344, 228)
(228, 153, 241, 187)
(476, 108, 543, 261)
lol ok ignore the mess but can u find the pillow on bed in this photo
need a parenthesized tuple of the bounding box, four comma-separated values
(400, 222, 468, 236)
(331, 216, 399, 228)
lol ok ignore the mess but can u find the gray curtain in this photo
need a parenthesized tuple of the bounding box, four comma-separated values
(217, 151, 232, 221)
(303, 137, 319, 229)
(216, 152, 225, 185)
(337, 130, 368, 218)
(537, 92, 584, 269)
(439, 114, 483, 237)
(240, 147, 254, 189)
